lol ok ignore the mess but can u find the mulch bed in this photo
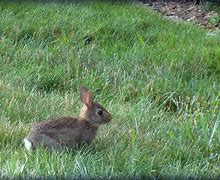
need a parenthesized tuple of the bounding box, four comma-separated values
(140, 0, 220, 30)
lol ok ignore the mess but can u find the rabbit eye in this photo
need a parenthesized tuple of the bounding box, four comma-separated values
(97, 109, 103, 115)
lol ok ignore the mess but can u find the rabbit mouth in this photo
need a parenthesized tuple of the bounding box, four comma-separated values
(104, 119, 111, 124)
(91, 123, 101, 127)
(91, 120, 110, 127)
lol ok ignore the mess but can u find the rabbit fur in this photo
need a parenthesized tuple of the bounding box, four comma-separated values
(24, 87, 112, 150)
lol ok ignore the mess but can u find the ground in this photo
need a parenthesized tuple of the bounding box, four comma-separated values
(0, 0, 220, 178)
(141, 0, 220, 30)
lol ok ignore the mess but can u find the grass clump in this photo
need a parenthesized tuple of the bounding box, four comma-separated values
(0, 0, 220, 178)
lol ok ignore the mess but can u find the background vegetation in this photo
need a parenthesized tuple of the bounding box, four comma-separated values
(0, 0, 220, 178)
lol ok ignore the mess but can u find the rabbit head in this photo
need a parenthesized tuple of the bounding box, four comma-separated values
(79, 87, 112, 127)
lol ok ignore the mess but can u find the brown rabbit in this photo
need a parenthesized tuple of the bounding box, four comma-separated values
(23, 87, 112, 150)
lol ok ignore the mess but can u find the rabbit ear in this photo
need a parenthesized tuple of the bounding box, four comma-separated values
(80, 87, 93, 108)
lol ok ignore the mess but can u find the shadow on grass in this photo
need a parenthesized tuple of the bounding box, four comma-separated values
(0, 175, 216, 179)
(2, 0, 137, 4)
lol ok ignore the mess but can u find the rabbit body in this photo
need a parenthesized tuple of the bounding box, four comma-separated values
(25, 117, 98, 149)
(24, 87, 112, 150)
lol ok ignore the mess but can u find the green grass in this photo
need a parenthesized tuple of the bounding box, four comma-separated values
(203, 1, 220, 25)
(0, 0, 220, 178)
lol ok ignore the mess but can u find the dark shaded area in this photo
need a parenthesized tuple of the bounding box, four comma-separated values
(5, 0, 219, 4)
(0, 175, 217, 180)
(2, 0, 136, 4)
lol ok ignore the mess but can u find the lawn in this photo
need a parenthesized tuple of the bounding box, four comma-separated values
(0, 0, 220, 178)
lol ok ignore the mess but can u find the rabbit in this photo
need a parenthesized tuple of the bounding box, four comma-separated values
(23, 86, 112, 150)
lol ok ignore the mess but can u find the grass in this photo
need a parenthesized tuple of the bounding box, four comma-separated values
(203, 1, 220, 25)
(0, 0, 220, 178)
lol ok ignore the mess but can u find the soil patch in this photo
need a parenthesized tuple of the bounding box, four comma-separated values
(141, 0, 220, 30)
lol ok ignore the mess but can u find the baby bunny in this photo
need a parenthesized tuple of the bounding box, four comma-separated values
(24, 86, 112, 150)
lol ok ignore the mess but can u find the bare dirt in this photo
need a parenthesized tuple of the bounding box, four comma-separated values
(141, 0, 220, 30)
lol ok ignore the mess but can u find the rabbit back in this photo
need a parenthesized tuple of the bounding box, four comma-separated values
(25, 117, 98, 150)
